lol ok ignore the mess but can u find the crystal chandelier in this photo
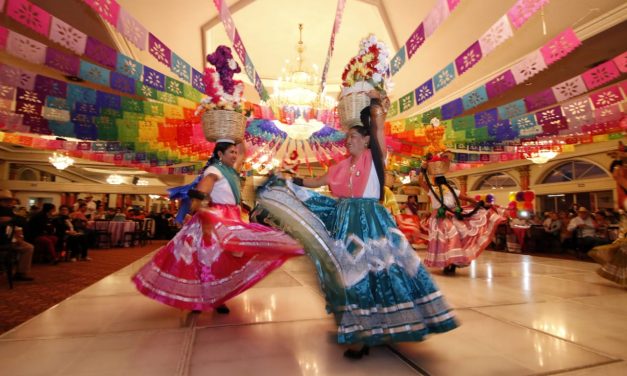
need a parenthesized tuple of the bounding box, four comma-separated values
(267, 24, 336, 140)
(526, 149, 558, 164)
(48, 152, 74, 170)
(106, 174, 124, 184)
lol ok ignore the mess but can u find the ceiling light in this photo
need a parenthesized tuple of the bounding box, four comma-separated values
(106, 174, 124, 185)
(526, 150, 558, 164)
(48, 152, 74, 170)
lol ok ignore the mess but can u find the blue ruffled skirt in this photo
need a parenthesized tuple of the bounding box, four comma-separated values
(254, 180, 458, 346)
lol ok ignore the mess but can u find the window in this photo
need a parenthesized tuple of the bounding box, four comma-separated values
(474, 173, 517, 190)
(542, 160, 608, 184)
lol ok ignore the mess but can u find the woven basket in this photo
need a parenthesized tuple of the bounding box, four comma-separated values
(427, 160, 450, 176)
(202, 110, 246, 143)
(337, 92, 370, 130)
(402, 185, 421, 195)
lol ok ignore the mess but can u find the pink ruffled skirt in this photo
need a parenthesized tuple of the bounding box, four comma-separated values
(423, 206, 506, 268)
(133, 204, 304, 310)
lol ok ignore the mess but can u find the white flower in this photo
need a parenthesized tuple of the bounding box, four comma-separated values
(228, 58, 237, 70)
(372, 72, 382, 83)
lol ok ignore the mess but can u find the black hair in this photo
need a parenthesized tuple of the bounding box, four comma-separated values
(42, 203, 55, 214)
(355, 102, 385, 201)
(200, 141, 236, 174)
(610, 159, 622, 172)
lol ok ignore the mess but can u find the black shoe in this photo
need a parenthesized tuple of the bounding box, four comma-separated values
(216, 304, 230, 314)
(443, 264, 457, 275)
(343, 345, 370, 360)
(14, 274, 34, 282)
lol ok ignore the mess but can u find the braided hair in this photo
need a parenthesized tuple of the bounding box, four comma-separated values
(354, 101, 386, 201)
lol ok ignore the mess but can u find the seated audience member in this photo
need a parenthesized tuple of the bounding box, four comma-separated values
(129, 209, 146, 220)
(70, 203, 89, 221)
(404, 195, 420, 216)
(542, 211, 553, 231)
(72, 198, 85, 212)
(93, 205, 107, 220)
(567, 207, 611, 257)
(594, 211, 611, 240)
(510, 215, 529, 227)
(0, 190, 35, 281)
(112, 208, 127, 222)
(53, 205, 91, 262)
(105, 207, 116, 220)
(25, 203, 59, 264)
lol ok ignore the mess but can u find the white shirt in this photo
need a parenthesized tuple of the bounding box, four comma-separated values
(567, 216, 596, 237)
(203, 166, 237, 205)
(362, 161, 380, 199)
(427, 187, 461, 210)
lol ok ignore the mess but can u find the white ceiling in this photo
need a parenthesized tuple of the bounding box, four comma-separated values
(116, 0, 627, 108)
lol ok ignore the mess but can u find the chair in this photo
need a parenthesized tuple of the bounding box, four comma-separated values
(123, 220, 143, 247)
(140, 219, 154, 246)
(93, 220, 112, 249)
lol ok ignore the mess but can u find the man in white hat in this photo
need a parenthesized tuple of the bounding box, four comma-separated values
(0, 189, 35, 281)
(567, 206, 611, 257)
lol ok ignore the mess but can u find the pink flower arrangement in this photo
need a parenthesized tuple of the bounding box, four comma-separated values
(196, 45, 245, 115)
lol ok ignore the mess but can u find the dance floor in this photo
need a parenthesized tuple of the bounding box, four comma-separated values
(1, 249, 626, 375)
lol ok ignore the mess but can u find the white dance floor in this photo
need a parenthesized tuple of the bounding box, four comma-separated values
(1, 249, 626, 375)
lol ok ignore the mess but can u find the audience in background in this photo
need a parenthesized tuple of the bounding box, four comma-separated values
(25, 203, 59, 264)
(0, 190, 35, 281)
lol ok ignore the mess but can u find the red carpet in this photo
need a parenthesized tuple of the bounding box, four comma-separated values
(0, 241, 167, 335)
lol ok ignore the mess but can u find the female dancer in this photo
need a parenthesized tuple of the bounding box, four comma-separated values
(133, 141, 304, 313)
(418, 153, 506, 274)
(588, 157, 627, 286)
(257, 94, 458, 359)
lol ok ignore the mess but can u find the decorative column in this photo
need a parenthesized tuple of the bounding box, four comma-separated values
(517, 165, 530, 191)
(458, 175, 468, 196)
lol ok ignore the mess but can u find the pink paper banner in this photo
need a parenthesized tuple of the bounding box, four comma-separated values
(511, 50, 547, 83)
(406, 23, 425, 59)
(148, 33, 171, 67)
(320, 0, 346, 91)
(49, 16, 87, 54)
(455, 41, 482, 75)
(424, 0, 450, 37)
(507, 0, 550, 29)
(551, 75, 587, 102)
(0, 26, 7, 49)
(540, 28, 580, 65)
(590, 85, 623, 108)
(84, 0, 120, 26)
(6, 30, 46, 64)
(613, 51, 627, 73)
(6, 0, 51, 36)
(478, 15, 513, 55)
(581, 60, 621, 90)
(116, 8, 147, 50)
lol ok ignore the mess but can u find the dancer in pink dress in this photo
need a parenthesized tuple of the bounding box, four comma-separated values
(133, 141, 304, 313)
(418, 152, 507, 274)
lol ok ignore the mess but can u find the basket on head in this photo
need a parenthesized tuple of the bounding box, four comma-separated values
(337, 91, 370, 131)
(427, 160, 450, 176)
(402, 185, 421, 196)
(202, 110, 246, 143)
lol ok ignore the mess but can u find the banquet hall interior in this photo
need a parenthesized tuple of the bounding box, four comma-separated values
(1, 0, 627, 375)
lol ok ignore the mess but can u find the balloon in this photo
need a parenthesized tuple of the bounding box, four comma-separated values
(475, 195, 482, 201)
(508, 201, 517, 208)
(517, 201, 524, 210)
(486, 194, 495, 203)
(508, 192, 516, 202)
(523, 201, 534, 210)
(524, 191, 535, 202)
(516, 191, 525, 202)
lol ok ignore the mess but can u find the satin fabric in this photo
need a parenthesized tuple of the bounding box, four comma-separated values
(423, 195, 507, 268)
(254, 179, 458, 346)
(132, 204, 304, 311)
(327, 150, 372, 198)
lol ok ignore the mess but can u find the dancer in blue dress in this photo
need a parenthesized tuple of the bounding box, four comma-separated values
(253, 93, 458, 359)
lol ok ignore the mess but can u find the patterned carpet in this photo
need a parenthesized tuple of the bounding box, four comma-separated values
(0, 240, 167, 335)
